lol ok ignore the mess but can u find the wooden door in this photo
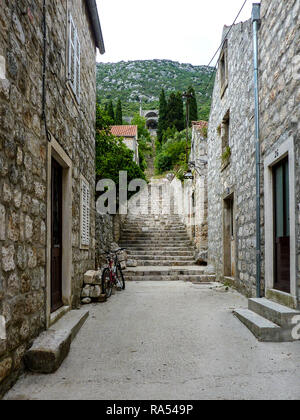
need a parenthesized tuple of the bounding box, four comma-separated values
(224, 196, 235, 277)
(273, 157, 290, 293)
(51, 158, 63, 313)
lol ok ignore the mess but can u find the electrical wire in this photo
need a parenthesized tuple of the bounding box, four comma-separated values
(199, 0, 250, 105)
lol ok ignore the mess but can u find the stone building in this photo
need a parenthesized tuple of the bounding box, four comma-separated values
(0, 0, 105, 395)
(172, 122, 208, 262)
(110, 125, 139, 164)
(207, 0, 299, 312)
(140, 109, 159, 134)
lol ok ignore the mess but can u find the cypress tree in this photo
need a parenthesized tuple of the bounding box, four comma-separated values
(187, 86, 198, 125)
(175, 92, 184, 132)
(107, 100, 115, 123)
(166, 92, 178, 130)
(115, 99, 123, 125)
(157, 89, 168, 142)
(166, 92, 184, 132)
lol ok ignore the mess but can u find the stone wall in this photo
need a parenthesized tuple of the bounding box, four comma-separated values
(259, 0, 300, 305)
(207, 0, 299, 304)
(208, 19, 260, 296)
(0, 0, 98, 396)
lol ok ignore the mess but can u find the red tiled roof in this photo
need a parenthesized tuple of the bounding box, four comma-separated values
(192, 121, 208, 129)
(110, 125, 138, 137)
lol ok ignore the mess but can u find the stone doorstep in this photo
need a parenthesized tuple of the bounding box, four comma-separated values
(234, 305, 300, 343)
(233, 309, 281, 342)
(24, 310, 89, 374)
(249, 298, 300, 327)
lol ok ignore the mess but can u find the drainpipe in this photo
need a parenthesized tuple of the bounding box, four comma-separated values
(42, 0, 51, 142)
(252, 3, 261, 298)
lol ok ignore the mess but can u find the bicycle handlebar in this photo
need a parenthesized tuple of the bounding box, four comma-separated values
(101, 248, 126, 256)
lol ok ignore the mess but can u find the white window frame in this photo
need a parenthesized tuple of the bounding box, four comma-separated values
(68, 13, 80, 102)
(80, 177, 90, 248)
(264, 137, 297, 308)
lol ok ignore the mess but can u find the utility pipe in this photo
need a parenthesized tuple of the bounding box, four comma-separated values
(252, 3, 261, 298)
(42, 0, 50, 142)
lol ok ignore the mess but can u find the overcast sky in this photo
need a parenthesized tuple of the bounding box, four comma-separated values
(96, 0, 257, 66)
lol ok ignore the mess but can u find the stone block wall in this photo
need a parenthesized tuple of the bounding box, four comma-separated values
(207, 20, 256, 296)
(207, 0, 299, 304)
(259, 0, 300, 305)
(0, 0, 98, 396)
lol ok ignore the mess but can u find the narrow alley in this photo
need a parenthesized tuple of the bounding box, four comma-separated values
(5, 281, 300, 400)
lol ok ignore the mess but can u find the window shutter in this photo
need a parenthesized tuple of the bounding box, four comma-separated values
(75, 35, 81, 100)
(81, 180, 90, 246)
(68, 14, 75, 84)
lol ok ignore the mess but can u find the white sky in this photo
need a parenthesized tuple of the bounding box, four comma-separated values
(96, 0, 257, 66)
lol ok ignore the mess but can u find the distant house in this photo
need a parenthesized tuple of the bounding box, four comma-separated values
(111, 126, 139, 164)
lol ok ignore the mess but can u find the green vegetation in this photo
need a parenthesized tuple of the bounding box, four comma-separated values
(95, 106, 146, 203)
(96, 59, 215, 121)
(155, 129, 191, 179)
(187, 86, 198, 125)
(115, 99, 123, 125)
(157, 89, 168, 143)
(131, 113, 153, 173)
(221, 146, 231, 163)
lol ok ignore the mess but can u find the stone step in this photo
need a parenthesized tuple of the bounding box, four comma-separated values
(121, 232, 189, 236)
(24, 310, 89, 373)
(233, 309, 282, 342)
(135, 260, 196, 266)
(133, 256, 195, 262)
(125, 275, 217, 282)
(124, 228, 185, 232)
(124, 268, 209, 276)
(121, 236, 189, 241)
(124, 245, 193, 250)
(248, 298, 300, 327)
(120, 240, 192, 245)
(127, 251, 194, 257)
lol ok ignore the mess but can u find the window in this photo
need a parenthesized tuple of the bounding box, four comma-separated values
(221, 110, 230, 153)
(219, 39, 228, 97)
(68, 14, 80, 101)
(81, 179, 90, 247)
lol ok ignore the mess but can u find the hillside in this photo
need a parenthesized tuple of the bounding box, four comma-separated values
(96, 60, 215, 121)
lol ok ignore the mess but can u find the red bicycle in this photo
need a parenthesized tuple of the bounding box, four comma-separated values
(101, 248, 126, 298)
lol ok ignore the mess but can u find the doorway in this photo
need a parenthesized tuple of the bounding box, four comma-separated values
(51, 158, 63, 313)
(224, 195, 235, 278)
(273, 157, 290, 294)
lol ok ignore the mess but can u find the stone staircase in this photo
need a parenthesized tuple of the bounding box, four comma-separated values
(234, 298, 300, 342)
(120, 179, 215, 283)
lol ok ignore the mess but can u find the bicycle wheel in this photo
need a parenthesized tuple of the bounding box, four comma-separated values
(116, 264, 125, 290)
(102, 268, 113, 298)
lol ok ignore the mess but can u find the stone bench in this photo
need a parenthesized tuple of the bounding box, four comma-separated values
(25, 310, 89, 374)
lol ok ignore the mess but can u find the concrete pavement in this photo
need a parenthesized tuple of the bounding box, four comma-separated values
(5, 282, 300, 400)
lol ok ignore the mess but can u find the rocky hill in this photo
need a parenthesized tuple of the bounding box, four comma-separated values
(96, 59, 215, 121)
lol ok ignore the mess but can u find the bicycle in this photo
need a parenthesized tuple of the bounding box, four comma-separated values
(101, 248, 126, 298)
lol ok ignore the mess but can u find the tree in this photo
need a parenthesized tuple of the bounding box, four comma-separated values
(187, 86, 198, 125)
(107, 100, 115, 123)
(115, 99, 123, 125)
(131, 113, 152, 171)
(167, 92, 184, 132)
(131, 113, 151, 142)
(157, 89, 168, 143)
(95, 105, 147, 205)
(175, 92, 185, 132)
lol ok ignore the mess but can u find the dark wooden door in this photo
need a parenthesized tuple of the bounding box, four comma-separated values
(51, 158, 63, 313)
(273, 157, 290, 294)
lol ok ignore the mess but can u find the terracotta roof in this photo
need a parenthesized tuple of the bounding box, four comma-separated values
(111, 125, 138, 137)
(192, 121, 208, 129)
